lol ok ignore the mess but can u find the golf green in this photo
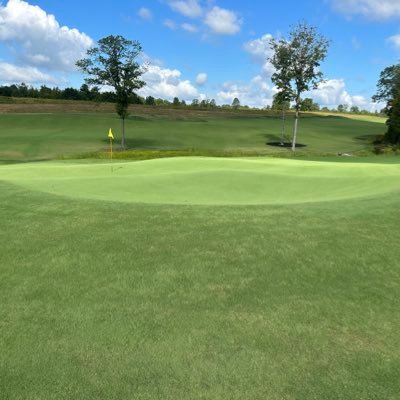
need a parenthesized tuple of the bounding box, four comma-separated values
(1, 157, 400, 205)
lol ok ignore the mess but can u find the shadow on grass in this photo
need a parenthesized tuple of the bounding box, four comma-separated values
(0, 158, 52, 165)
(101, 137, 159, 149)
(127, 115, 151, 121)
(354, 134, 379, 143)
(262, 133, 305, 148)
(266, 141, 307, 148)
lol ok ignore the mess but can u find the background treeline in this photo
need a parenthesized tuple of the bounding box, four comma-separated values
(0, 83, 134, 103)
(0, 82, 383, 116)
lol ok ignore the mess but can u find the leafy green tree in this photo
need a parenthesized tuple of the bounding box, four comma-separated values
(232, 97, 240, 109)
(76, 35, 146, 150)
(271, 93, 290, 111)
(373, 64, 400, 106)
(350, 105, 360, 113)
(386, 96, 400, 144)
(39, 85, 53, 99)
(191, 99, 199, 107)
(200, 99, 209, 108)
(145, 96, 155, 105)
(17, 83, 29, 97)
(337, 104, 348, 113)
(300, 97, 319, 111)
(373, 63, 400, 144)
(155, 98, 170, 106)
(270, 23, 330, 150)
(79, 84, 91, 100)
(63, 87, 80, 100)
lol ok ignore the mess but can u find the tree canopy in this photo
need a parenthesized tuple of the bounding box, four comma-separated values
(373, 64, 400, 144)
(271, 92, 290, 111)
(269, 23, 330, 150)
(232, 98, 241, 108)
(373, 64, 400, 106)
(300, 98, 320, 112)
(76, 35, 146, 149)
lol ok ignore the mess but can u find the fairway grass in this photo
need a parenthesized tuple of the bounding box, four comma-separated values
(2, 157, 400, 205)
(1, 156, 400, 399)
(0, 111, 386, 163)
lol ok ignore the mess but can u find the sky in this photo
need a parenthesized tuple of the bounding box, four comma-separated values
(0, 0, 400, 110)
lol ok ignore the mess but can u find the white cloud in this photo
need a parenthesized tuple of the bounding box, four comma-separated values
(387, 34, 400, 48)
(138, 7, 152, 20)
(168, 0, 203, 18)
(216, 75, 276, 108)
(214, 75, 381, 111)
(204, 6, 241, 35)
(163, 19, 177, 30)
(0, 0, 93, 72)
(165, 2, 242, 37)
(196, 72, 208, 86)
(139, 65, 198, 101)
(181, 22, 198, 33)
(310, 79, 354, 106)
(331, 0, 400, 20)
(310, 78, 380, 110)
(0, 61, 58, 83)
(244, 34, 275, 77)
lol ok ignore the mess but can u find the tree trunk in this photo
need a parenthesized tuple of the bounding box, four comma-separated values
(292, 106, 299, 152)
(121, 117, 126, 150)
(280, 108, 286, 145)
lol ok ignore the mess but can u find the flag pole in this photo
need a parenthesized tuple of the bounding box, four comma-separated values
(110, 136, 113, 172)
(108, 128, 114, 173)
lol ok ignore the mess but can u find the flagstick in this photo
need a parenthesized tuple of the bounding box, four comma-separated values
(107, 128, 114, 172)
(110, 137, 113, 173)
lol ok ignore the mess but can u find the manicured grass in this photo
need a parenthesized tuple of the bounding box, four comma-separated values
(1, 157, 400, 399)
(2, 157, 400, 205)
(0, 111, 386, 163)
(1, 105, 399, 398)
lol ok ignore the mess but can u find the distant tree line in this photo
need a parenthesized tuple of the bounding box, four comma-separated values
(0, 83, 244, 110)
(0, 82, 383, 117)
(0, 82, 144, 104)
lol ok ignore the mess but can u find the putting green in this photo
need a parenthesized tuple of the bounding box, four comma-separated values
(1, 157, 400, 205)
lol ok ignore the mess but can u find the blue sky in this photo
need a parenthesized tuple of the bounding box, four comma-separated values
(0, 0, 399, 110)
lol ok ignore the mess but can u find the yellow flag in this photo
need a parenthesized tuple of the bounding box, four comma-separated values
(108, 128, 114, 140)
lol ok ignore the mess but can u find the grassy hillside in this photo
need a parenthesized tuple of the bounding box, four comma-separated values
(0, 107, 386, 163)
